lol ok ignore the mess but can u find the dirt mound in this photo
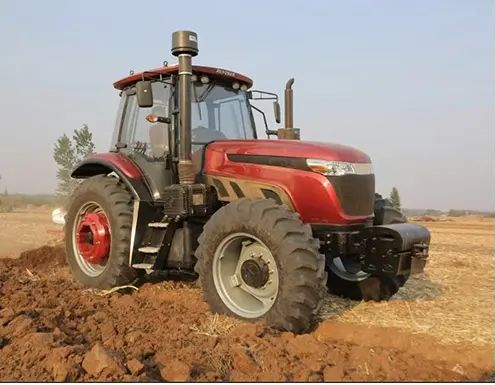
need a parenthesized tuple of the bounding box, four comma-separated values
(17, 245, 66, 270)
(0, 246, 493, 381)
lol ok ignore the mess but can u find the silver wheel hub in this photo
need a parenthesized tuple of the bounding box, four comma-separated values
(213, 233, 279, 319)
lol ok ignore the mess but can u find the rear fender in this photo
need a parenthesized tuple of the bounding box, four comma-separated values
(71, 153, 153, 202)
(71, 153, 156, 265)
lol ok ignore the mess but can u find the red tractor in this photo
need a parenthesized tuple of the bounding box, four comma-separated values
(65, 31, 430, 332)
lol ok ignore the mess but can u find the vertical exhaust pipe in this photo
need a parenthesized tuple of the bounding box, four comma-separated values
(171, 31, 198, 184)
(278, 77, 300, 140)
(284, 78, 294, 128)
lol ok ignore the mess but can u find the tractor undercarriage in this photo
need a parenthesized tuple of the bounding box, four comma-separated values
(126, 189, 430, 280)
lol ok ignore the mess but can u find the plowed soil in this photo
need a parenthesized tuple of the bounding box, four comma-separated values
(0, 244, 493, 381)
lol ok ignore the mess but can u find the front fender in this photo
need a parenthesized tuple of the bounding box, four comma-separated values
(71, 153, 152, 201)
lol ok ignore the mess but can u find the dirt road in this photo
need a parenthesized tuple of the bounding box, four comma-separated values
(0, 216, 493, 381)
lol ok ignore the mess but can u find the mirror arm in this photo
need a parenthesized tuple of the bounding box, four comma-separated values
(250, 103, 276, 138)
(248, 90, 279, 101)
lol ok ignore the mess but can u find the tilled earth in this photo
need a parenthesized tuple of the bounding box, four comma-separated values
(0, 245, 493, 381)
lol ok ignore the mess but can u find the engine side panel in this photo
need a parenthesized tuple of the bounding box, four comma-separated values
(203, 146, 372, 225)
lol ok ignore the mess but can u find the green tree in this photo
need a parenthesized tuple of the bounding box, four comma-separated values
(73, 124, 95, 160)
(53, 125, 95, 197)
(389, 187, 401, 209)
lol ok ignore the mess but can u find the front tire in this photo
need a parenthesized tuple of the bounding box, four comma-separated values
(65, 175, 137, 289)
(195, 198, 326, 333)
(326, 194, 409, 301)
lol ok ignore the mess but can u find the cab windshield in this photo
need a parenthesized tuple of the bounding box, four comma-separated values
(191, 83, 255, 151)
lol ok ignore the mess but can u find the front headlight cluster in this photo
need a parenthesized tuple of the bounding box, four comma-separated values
(306, 159, 373, 176)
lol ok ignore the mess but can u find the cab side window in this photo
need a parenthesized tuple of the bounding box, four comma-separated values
(216, 100, 248, 139)
(110, 93, 127, 149)
(120, 82, 170, 160)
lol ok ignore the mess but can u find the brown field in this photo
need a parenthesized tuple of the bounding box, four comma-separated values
(0, 210, 61, 258)
(0, 211, 493, 381)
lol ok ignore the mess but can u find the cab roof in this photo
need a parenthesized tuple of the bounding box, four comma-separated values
(113, 64, 253, 90)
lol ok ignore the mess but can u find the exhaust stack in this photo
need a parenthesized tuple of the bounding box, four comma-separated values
(171, 31, 198, 184)
(284, 78, 294, 129)
(277, 78, 300, 140)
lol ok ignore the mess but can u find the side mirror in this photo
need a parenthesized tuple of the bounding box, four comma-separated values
(136, 81, 153, 108)
(273, 101, 281, 124)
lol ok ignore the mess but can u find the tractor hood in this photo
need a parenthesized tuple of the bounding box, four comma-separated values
(206, 139, 371, 163)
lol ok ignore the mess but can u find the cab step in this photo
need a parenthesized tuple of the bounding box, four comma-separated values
(132, 263, 154, 270)
(138, 246, 161, 254)
(148, 222, 169, 228)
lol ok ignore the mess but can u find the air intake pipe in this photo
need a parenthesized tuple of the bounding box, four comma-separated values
(171, 31, 198, 184)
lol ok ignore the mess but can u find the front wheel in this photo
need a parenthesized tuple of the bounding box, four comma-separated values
(65, 175, 137, 289)
(195, 198, 326, 333)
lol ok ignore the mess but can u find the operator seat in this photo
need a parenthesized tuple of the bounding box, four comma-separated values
(148, 106, 169, 159)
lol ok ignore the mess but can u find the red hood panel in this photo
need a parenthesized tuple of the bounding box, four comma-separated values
(206, 139, 371, 163)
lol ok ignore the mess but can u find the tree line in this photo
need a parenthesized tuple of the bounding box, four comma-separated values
(53, 124, 95, 197)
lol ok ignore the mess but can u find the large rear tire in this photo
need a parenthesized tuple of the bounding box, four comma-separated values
(326, 194, 409, 301)
(195, 198, 326, 333)
(65, 175, 137, 289)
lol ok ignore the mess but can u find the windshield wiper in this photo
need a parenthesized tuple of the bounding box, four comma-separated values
(196, 83, 215, 103)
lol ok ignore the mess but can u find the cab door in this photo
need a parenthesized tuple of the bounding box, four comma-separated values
(115, 82, 174, 199)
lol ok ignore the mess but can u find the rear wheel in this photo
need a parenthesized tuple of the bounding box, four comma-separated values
(326, 194, 409, 301)
(195, 198, 326, 333)
(65, 175, 137, 289)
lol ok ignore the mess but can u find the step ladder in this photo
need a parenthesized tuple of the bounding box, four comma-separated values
(131, 221, 171, 270)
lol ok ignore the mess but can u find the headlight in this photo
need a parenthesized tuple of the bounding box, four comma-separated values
(306, 159, 373, 176)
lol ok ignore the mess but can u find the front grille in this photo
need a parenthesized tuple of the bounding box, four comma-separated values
(328, 174, 375, 216)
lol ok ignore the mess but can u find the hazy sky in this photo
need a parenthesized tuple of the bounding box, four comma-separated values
(0, 0, 493, 211)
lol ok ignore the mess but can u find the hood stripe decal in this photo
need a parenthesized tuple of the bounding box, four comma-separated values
(227, 154, 311, 171)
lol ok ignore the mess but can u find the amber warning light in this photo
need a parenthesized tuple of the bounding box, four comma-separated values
(145, 114, 171, 124)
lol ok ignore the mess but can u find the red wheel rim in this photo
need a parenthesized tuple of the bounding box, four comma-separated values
(75, 209, 111, 265)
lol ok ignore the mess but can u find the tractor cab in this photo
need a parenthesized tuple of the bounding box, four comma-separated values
(110, 65, 270, 197)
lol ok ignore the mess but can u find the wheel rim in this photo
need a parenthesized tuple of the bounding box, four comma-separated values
(72, 201, 111, 277)
(212, 232, 279, 318)
(330, 257, 370, 282)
